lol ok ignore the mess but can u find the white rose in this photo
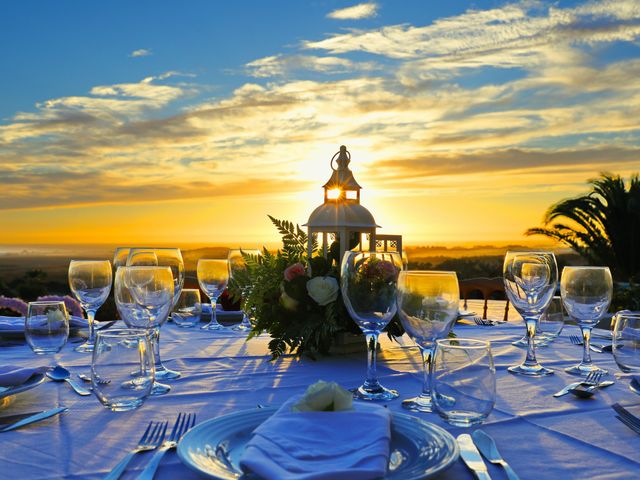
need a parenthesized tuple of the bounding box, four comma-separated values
(291, 380, 353, 412)
(306, 276, 339, 306)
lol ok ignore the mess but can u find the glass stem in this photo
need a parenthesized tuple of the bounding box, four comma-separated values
(364, 332, 380, 390)
(420, 346, 434, 398)
(86, 309, 96, 344)
(211, 299, 219, 325)
(581, 325, 593, 366)
(523, 315, 539, 367)
(151, 327, 163, 369)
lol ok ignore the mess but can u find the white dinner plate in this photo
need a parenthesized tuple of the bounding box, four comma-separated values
(177, 407, 459, 480)
(0, 373, 46, 402)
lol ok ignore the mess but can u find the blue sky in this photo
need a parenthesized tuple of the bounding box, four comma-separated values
(1, 0, 639, 245)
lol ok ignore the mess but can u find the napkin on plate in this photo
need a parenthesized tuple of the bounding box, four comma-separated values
(239, 396, 391, 480)
(0, 365, 48, 387)
(0, 315, 87, 332)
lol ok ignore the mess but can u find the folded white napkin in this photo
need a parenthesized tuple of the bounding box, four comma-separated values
(0, 365, 48, 387)
(0, 315, 87, 332)
(239, 396, 391, 480)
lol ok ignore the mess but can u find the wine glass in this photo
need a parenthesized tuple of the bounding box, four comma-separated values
(113, 247, 131, 270)
(396, 271, 459, 412)
(127, 248, 185, 307)
(341, 251, 402, 401)
(197, 259, 229, 331)
(127, 248, 184, 379)
(228, 249, 261, 332)
(117, 266, 174, 395)
(537, 295, 565, 345)
(503, 251, 557, 376)
(561, 266, 613, 375)
(613, 311, 640, 394)
(68, 260, 113, 353)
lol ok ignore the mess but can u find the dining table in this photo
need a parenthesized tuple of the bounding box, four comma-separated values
(0, 299, 639, 480)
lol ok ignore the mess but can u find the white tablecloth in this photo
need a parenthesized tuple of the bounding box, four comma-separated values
(0, 301, 639, 479)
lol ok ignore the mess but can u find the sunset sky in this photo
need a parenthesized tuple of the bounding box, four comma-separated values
(1, 0, 640, 247)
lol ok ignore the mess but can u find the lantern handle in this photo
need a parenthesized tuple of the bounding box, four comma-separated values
(330, 145, 351, 171)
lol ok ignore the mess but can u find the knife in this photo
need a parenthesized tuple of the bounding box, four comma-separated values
(457, 433, 492, 480)
(0, 407, 68, 433)
(472, 430, 519, 480)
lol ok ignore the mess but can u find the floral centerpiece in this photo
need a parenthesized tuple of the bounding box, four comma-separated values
(230, 216, 403, 359)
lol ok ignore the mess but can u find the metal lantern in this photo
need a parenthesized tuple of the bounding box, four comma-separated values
(305, 145, 401, 267)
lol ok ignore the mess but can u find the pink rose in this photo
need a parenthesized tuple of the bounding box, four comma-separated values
(284, 262, 306, 281)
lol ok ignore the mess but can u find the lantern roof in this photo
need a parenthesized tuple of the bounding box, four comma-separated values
(322, 145, 362, 191)
(305, 202, 379, 229)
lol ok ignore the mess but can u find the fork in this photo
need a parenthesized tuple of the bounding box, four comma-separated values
(612, 403, 640, 433)
(568, 334, 608, 353)
(553, 370, 602, 397)
(473, 317, 495, 326)
(104, 421, 168, 480)
(568, 371, 603, 398)
(138, 413, 196, 480)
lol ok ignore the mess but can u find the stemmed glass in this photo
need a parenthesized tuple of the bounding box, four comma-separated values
(341, 251, 402, 401)
(503, 251, 557, 376)
(228, 249, 261, 332)
(68, 260, 113, 353)
(396, 271, 459, 412)
(561, 266, 613, 375)
(127, 248, 184, 379)
(115, 266, 174, 395)
(197, 259, 229, 331)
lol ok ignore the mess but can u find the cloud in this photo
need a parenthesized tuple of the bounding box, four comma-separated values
(1, 0, 640, 224)
(130, 48, 152, 58)
(308, 0, 640, 70)
(327, 2, 378, 20)
(245, 54, 378, 77)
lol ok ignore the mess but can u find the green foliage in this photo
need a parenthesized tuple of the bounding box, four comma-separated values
(526, 173, 640, 281)
(232, 216, 399, 359)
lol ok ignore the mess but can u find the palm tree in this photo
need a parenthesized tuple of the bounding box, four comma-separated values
(525, 173, 640, 281)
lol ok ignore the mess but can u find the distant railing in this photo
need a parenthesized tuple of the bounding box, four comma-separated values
(459, 277, 510, 321)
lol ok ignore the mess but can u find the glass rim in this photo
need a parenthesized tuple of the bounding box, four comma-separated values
(399, 270, 457, 275)
(505, 250, 554, 254)
(96, 328, 150, 338)
(562, 265, 611, 271)
(180, 288, 201, 293)
(120, 265, 173, 271)
(436, 338, 490, 349)
(69, 259, 111, 264)
(28, 300, 66, 306)
(615, 310, 640, 317)
(197, 258, 229, 263)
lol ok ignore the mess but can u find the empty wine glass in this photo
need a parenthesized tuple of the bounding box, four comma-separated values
(397, 271, 459, 412)
(341, 251, 402, 401)
(561, 266, 613, 375)
(228, 249, 261, 332)
(503, 251, 557, 376)
(68, 260, 113, 353)
(197, 259, 229, 331)
(127, 248, 184, 380)
(25, 301, 69, 354)
(127, 248, 185, 307)
(118, 266, 174, 395)
(613, 311, 640, 394)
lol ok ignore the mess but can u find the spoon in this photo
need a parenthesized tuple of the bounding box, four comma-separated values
(46, 366, 92, 396)
(569, 384, 598, 398)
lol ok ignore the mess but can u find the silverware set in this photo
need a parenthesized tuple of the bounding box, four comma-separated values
(105, 412, 196, 480)
(612, 403, 640, 434)
(552, 370, 615, 398)
(457, 430, 520, 480)
(568, 334, 612, 353)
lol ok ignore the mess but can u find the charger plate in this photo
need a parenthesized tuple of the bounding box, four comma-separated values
(177, 406, 458, 480)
